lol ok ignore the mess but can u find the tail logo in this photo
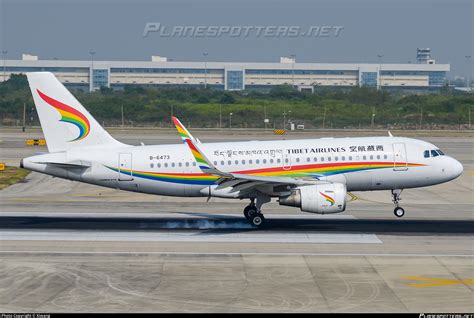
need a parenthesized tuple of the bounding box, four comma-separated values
(319, 191, 335, 206)
(36, 89, 90, 141)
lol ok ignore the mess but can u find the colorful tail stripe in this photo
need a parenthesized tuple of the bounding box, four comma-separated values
(320, 192, 335, 206)
(108, 161, 424, 185)
(37, 89, 90, 141)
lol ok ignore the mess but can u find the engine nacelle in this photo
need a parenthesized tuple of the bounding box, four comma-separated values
(279, 183, 347, 214)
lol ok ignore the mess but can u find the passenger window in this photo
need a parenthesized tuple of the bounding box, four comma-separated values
(296, 158, 300, 163)
(370, 155, 373, 160)
(150, 163, 154, 168)
(235, 160, 239, 165)
(249, 160, 252, 164)
(164, 163, 168, 168)
(376, 155, 380, 160)
(228, 160, 232, 165)
(242, 160, 246, 164)
(171, 163, 175, 167)
(335, 156, 338, 161)
(321, 157, 325, 162)
(342, 156, 345, 161)
(363, 155, 366, 160)
(192, 162, 196, 166)
(424, 150, 430, 158)
(314, 157, 317, 162)
(157, 163, 161, 168)
(213, 161, 217, 165)
(179, 162, 182, 167)
(328, 157, 331, 161)
(185, 162, 189, 167)
(221, 161, 225, 165)
(277, 158, 281, 163)
(383, 155, 387, 160)
(256, 159, 260, 164)
(307, 157, 310, 162)
(263, 159, 267, 164)
(270, 159, 274, 164)
(349, 156, 352, 161)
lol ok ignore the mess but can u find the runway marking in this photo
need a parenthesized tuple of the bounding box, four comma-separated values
(402, 276, 474, 288)
(0, 251, 472, 257)
(0, 230, 381, 244)
(347, 192, 359, 202)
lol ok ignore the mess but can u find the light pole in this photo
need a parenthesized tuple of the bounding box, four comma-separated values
(2, 50, 7, 82)
(89, 51, 96, 91)
(203, 52, 208, 89)
(465, 55, 472, 89)
(290, 54, 296, 87)
(219, 104, 222, 129)
(371, 106, 375, 128)
(229, 112, 233, 129)
(377, 54, 384, 90)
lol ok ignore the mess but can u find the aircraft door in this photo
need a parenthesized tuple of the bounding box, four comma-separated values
(282, 150, 292, 170)
(118, 153, 134, 181)
(392, 143, 408, 171)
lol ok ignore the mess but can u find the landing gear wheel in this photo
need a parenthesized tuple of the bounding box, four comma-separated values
(394, 207, 405, 218)
(243, 205, 258, 220)
(250, 213, 265, 228)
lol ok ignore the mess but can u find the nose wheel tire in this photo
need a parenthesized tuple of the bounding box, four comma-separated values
(394, 207, 405, 218)
(250, 213, 265, 228)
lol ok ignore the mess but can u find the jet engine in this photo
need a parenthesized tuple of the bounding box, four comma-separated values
(279, 183, 347, 214)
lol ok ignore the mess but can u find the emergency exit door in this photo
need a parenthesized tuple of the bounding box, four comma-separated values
(118, 153, 133, 181)
(392, 143, 408, 171)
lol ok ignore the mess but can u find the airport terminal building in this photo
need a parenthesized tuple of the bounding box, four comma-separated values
(2, 50, 450, 92)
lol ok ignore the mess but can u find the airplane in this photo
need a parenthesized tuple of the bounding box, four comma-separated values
(20, 72, 464, 227)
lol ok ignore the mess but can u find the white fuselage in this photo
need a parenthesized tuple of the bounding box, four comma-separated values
(22, 136, 463, 199)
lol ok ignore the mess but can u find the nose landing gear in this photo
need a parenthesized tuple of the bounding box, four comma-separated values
(391, 189, 405, 217)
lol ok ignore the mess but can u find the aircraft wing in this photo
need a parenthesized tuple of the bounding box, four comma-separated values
(172, 117, 325, 196)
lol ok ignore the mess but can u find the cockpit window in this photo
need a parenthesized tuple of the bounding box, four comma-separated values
(424, 150, 430, 158)
(431, 150, 439, 157)
(436, 149, 445, 155)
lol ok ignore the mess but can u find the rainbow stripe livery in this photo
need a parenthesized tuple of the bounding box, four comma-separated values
(37, 89, 90, 141)
(320, 192, 335, 206)
(109, 161, 424, 185)
(108, 166, 217, 185)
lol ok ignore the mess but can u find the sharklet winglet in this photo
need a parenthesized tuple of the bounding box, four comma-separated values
(172, 116, 231, 178)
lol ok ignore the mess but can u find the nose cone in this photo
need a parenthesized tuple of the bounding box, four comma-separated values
(448, 158, 463, 180)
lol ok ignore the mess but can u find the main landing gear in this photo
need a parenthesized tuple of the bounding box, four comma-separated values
(391, 189, 405, 218)
(243, 194, 271, 228)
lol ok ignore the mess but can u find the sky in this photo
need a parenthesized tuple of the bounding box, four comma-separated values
(0, 0, 472, 78)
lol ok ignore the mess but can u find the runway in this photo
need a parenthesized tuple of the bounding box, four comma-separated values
(1, 129, 473, 312)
